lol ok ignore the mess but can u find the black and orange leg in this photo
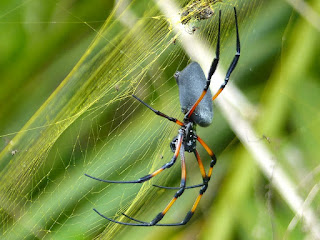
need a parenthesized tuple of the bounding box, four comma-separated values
(85, 131, 183, 184)
(170, 182, 209, 226)
(95, 137, 217, 226)
(170, 138, 218, 225)
(153, 145, 213, 190)
(153, 144, 187, 224)
(184, 10, 221, 120)
(197, 136, 217, 180)
(127, 148, 211, 226)
(132, 95, 184, 126)
(152, 149, 206, 190)
(152, 140, 217, 226)
(97, 143, 188, 226)
(194, 150, 207, 181)
(117, 182, 206, 226)
(153, 183, 204, 190)
(212, 7, 240, 101)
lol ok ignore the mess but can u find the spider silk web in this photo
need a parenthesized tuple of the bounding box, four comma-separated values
(1, 0, 320, 239)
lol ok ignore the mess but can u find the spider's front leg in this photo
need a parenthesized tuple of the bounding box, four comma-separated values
(184, 10, 221, 120)
(212, 7, 240, 101)
(132, 95, 184, 126)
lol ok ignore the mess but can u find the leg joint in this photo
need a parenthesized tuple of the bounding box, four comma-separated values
(150, 212, 164, 225)
(174, 187, 185, 198)
(200, 184, 208, 195)
(163, 160, 175, 169)
(210, 155, 217, 166)
(203, 176, 210, 184)
(138, 175, 152, 183)
(182, 211, 194, 224)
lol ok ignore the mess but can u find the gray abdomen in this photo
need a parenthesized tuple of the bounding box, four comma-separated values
(175, 62, 213, 127)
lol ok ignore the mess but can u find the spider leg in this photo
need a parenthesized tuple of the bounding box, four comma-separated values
(122, 213, 146, 223)
(212, 7, 240, 101)
(99, 143, 188, 226)
(164, 183, 209, 226)
(96, 149, 211, 227)
(85, 131, 183, 184)
(184, 10, 221, 120)
(94, 209, 183, 226)
(117, 180, 208, 226)
(93, 209, 149, 226)
(148, 144, 187, 224)
(152, 183, 204, 190)
(124, 176, 211, 226)
(153, 150, 207, 190)
(197, 136, 217, 179)
(132, 95, 184, 126)
(153, 139, 218, 226)
(194, 150, 207, 180)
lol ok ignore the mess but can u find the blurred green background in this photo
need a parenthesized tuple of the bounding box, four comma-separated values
(0, 0, 320, 239)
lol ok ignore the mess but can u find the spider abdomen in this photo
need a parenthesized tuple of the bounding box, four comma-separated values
(175, 62, 213, 127)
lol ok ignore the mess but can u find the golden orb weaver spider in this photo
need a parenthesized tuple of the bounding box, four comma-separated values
(85, 7, 240, 226)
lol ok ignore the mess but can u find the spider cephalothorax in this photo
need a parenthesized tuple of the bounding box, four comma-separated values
(171, 122, 197, 153)
(85, 7, 240, 226)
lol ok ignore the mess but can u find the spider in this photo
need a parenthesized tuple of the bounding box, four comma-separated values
(85, 7, 240, 226)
